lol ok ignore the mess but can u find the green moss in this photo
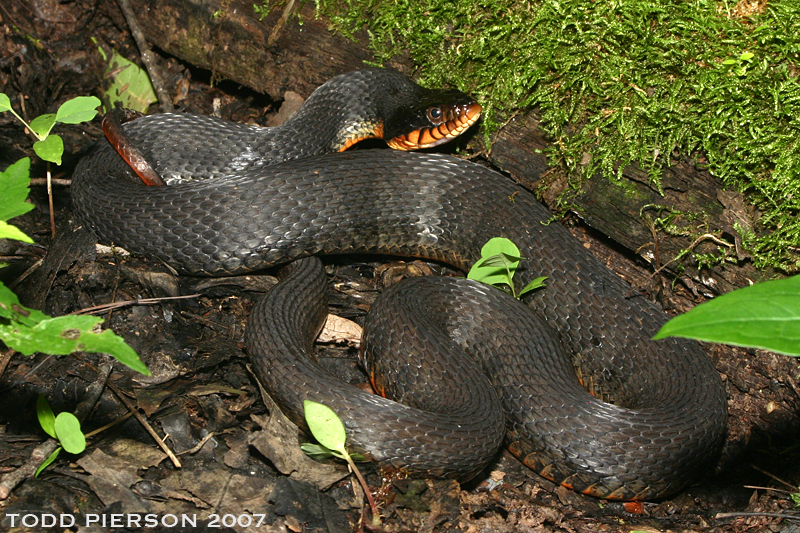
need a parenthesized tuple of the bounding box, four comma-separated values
(313, 0, 800, 272)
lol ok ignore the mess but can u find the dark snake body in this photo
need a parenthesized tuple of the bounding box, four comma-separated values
(71, 69, 727, 500)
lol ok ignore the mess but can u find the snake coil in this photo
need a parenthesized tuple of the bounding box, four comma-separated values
(71, 68, 727, 500)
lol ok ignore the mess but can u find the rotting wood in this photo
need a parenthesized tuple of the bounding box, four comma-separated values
(488, 111, 772, 295)
(129, 0, 770, 297)
(132, 0, 384, 98)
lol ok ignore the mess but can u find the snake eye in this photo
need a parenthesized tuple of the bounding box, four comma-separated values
(427, 107, 443, 122)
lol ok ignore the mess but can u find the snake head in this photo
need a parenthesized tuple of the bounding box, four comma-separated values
(314, 69, 481, 152)
(384, 89, 482, 150)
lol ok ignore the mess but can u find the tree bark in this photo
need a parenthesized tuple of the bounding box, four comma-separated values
(133, 0, 390, 98)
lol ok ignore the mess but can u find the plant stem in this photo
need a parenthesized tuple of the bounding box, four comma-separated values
(46, 164, 55, 238)
(344, 454, 381, 526)
(8, 108, 34, 136)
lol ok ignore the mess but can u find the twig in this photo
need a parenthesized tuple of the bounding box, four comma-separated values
(8, 257, 44, 287)
(180, 310, 228, 332)
(107, 381, 182, 468)
(267, 0, 297, 46)
(751, 464, 798, 491)
(177, 432, 218, 456)
(0, 441, 59, 501)
(0, 358, 114, 500)
(114, 0, 174, 111)
(637, 232, 734, 285)
(83, 412, 134, 439)
(743, 485, 794, 495)
(69, 294, 200, 316)
(20, 354, 56, 382)
(30, 177, 71, 187)
(715, 511, 800, 521)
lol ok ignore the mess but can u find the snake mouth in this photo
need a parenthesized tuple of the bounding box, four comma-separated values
(386, 101, 482, 150)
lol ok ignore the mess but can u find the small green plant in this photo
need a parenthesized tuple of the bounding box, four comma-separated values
(0, 94, 100, 165)
(467, 237, 547, 299)
(301, 400, 380, 526)
(654, 275, 799, 356)
(0, 158, 149, 374)
(722, 51, 755, 77)
(35, 395, 86, 476)
(253, 3, 270, 20)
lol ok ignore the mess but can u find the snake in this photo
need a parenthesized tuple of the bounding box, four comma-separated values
(71, 68, 727, 500)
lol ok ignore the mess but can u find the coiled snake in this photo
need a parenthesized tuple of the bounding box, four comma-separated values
(71, 68, 727, 500)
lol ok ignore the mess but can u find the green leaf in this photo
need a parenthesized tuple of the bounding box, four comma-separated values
(479, 238, 522, 264)
(29, 113, 56, 139)
(519, 276, 548, 298)
(304, 400, 347, 452)
(0, 299, 150, 375)
(54, 412, 86, 454)
(473, 252, 522, 269)
(0, 313, 102, 354)
(300, 443, 338, 460)
(37, 395, 57, 439)
(101, 49, 158, 113)
(0, 157, 34, 223)
(0, 281, 49, 326)
(33, 134, 64, 165)
(468, 253, 515, 290)
(653, 276, 800, 356)
(55, 96, 101, 124)
(468, 237, 523, 286)
(0, 93, 11, 112)
(35, 447, 61, 477)
(0, 157, 38, 243)
(0, 220, 34, 243)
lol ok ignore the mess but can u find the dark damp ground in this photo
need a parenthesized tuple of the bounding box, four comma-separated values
(1, 1, 800, 532)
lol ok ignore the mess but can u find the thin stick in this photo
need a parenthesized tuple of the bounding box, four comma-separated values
(177, 432, 218, 456)
(83, 412, 135, 439)
(114, 0, 174, 111)
(267, 0, 296, 46)
(70, 294, 200, 316)
(107, 381, 181, 468)
(6, 257, 44, 287)
(751, 464, 797, 491)
(716, 511, 800, 521)
(743, 485, 794, 495)
(30, 177, 71, 187)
